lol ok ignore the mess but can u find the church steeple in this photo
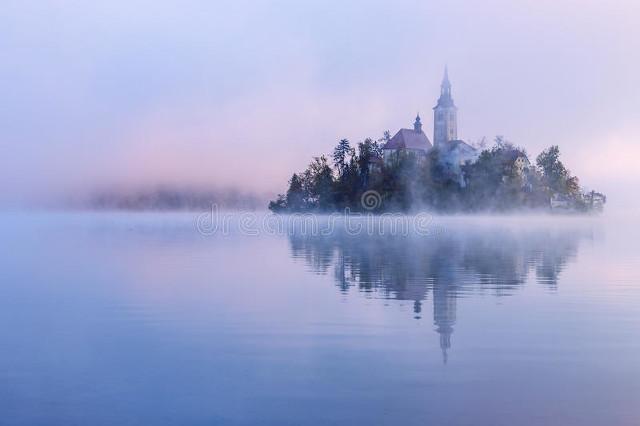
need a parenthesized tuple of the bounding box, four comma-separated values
(414, 113, 422, 133)
(433, 66, 458, 147)
(441, 65, 451, 98)
(437, 65, 454, 106)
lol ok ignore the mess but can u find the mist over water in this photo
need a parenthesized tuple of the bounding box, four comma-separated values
(1, 212, 638, 425)
(2, 0, 639, 423)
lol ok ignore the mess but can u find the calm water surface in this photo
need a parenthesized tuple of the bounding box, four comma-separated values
(0, 213, 639, 425)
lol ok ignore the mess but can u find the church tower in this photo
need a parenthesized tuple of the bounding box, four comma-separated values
(433, 66, 458, 147)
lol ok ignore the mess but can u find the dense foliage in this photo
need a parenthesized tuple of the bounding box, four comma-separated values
(269, 136, 605, 213)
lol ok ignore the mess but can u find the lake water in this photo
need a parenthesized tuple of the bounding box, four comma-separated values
(1, 212, 639, 425)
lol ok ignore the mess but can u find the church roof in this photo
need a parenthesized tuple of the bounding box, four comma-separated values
(383, 128, 432, 152)
(437, 140, 479, 167)
(441, 139, 476, 153)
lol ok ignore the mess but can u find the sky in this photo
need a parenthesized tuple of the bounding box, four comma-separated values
(1, 0, 639, 208)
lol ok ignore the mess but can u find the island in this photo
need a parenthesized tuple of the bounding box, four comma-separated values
(269, 68, 605, 214)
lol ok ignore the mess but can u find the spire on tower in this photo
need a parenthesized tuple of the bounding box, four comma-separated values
(442, 65, 450, 87)
(440, 65, 452, 97)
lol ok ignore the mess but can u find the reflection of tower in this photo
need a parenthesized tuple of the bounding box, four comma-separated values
(289, 227, 587, 365)
(433, 282, 457, 364)
(413, 300, 422, 319)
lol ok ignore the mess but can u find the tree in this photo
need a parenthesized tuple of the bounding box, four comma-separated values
(268, 194, 287, 212)
(302, 156, 335, 211)
(333, 139, 354, 178)
(536, 146, 580, 199)
(285, 173, 306, 211)
(379, 130, 391, 145)
(461, 140, 531, 211)
(356, 138, 382, 189)
(537, 146, 565, 191)
(332, 139, 359, 209)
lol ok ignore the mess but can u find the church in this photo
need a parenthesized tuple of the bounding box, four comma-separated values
(382, 67, 478, 172)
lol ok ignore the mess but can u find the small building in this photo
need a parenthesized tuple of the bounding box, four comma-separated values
(382, 114, 433, 164)
(435, 140, 479, 186)
(550, 194, 571, 210)
(584, 190, 606, 211)
(501, 149, 531, 175)
(494, 150, 535, 191)
(438, 139, 479, 166)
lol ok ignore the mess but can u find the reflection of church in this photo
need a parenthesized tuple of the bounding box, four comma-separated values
(289, 226, 587, 363)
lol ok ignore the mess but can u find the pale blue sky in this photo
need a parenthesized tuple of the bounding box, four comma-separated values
(1, 0, 639, 207)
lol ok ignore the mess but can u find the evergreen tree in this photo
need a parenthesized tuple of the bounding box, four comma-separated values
(301, 156, 335, 211)
(332, 139, 353, 177)
(285, 173, 306, 211)
(356, 138, 382, 189)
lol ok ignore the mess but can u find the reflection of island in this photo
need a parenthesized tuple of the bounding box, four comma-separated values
(289, 224, 589, 362)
